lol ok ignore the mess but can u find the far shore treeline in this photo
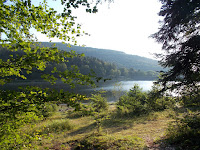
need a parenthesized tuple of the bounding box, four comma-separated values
(0, 46, 159, 81)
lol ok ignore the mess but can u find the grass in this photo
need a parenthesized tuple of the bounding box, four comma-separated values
(25, 104, 176, 150)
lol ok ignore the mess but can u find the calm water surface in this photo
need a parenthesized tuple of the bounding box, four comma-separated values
(0, 80, 155, 102)
(93, 81, 154, 92)
(87, 80, 154, 102)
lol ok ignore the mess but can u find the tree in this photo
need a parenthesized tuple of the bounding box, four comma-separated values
(152, 0, 200, 94)
(0, 0, 112, 149)
(0, 0, 107, 85)
(120, 67, 129, 76)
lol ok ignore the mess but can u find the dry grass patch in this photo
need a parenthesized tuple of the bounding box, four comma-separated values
(33, 107, 175, 149)
(37, 115, 95, 149)
(101, 109, 174, 147)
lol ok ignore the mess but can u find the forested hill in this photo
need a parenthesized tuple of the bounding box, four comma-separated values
(40, 42, 163, 71)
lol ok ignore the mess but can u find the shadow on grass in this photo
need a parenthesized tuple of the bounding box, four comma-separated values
(65, 110, 92, 119)
(67, 122, 96, 136)
(65, 132, 146, 150)
(102, 111, 162, 134)
(102, 117, 133, 132)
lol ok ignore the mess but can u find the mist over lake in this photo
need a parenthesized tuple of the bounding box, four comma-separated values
(93, 81, 154, 92)
(85, 80, 155, 102)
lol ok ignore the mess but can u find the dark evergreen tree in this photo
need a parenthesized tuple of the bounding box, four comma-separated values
(152, 0, 200, 93)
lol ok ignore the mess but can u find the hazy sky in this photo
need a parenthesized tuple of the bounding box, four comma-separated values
(37, 0, 163, 59)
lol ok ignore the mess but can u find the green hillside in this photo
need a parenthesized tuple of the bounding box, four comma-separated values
(40, 42, 164, 71)
(0, 46, 159, 81)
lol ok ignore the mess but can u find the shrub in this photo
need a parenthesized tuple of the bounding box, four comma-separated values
(89, 93, 109, 132)
(0, 111, 41, 150)
(0, 89, 43, 149)
(181, 94, 200, 107)
(90, 93, 108, 112)
(0, 87, 77, 149)
(147, 85, 176, 111)
(117, 95, 148, 115)
(116, 84, 149, 116)
(165, 111, 200, 149)
(36, 102, 58, 118)
(148, 96, 175, 111)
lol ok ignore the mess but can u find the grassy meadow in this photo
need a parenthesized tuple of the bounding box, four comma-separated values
(24, 104, 178, 150)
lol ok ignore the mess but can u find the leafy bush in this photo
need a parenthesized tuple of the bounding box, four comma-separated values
(117, 95, 148, 115)
(0, 88, 44, 149)
(0, 111, 41, 149)
(181, 93, 200, 107)
(36, 102, 58, 118)
(0, 87, 85, 149)
(165, 111, 200, 149)
(89, 93, 109, 113)
(89, 93, 109, 132)
(148, 95, 175, 111)
(147, 85, 176, 111)
(116, 84, 149, 116)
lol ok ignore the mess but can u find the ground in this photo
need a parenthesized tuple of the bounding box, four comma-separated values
(31, 104, 177, 149)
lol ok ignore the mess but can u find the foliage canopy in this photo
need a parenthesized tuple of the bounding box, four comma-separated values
(0, 0, 100, 85)
(0, 0, 112, 148)
(152, 0, 200, 94)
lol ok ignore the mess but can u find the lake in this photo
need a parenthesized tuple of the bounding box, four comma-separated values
(0, 80, 155, 102)
(93, 81, 154, 92)
(84, 80, 155, 102)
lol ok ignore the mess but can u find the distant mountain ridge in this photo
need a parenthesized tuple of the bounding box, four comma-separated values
(40, 42, 163, 71)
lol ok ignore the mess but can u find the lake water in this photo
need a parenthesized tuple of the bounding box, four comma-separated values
(85, 80, 155, 102)
(93, 80, 154, 92)
(0, 80, 155, 102)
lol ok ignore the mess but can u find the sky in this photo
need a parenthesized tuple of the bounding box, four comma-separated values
(37, 0, 163, 59)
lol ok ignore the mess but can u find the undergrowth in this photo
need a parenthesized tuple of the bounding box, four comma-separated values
(68, 132, 145, 150)
(165, 110, 200, 150)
